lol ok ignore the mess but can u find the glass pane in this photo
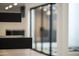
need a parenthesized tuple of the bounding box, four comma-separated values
(31, 9, 36, 49)
(42, 5, 50, 54)
(52, 4, 57, 55)
(35, 7, 42, 51)
(69, 4, 79, 55)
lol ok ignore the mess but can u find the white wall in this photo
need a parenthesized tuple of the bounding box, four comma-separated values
(56, 3, 68, 56)
(0, 18, 27, 36)
(0, 5, 27, 37)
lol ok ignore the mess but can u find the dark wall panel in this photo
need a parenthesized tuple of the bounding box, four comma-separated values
(20, 6, 25, 18)
(6, 30, 25, 36)
(0, 13, 21, 22)
(0, 38, 32, 49)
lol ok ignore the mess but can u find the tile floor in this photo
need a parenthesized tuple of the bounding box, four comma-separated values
(0, 49, 46, 56)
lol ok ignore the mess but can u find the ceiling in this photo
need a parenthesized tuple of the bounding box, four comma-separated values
(0, 3, 25, 7)
(0, 3, 25, 12)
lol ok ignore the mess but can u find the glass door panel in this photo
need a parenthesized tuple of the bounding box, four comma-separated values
(52, 4, 57, 55)
(35, 8, 42, 51)
(31, 9, 36, 49)
(42, 5, 50, 54)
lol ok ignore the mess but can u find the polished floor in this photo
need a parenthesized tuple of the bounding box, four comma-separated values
(0, 49, 46, 56)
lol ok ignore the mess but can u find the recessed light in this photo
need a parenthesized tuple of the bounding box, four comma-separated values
(8, 5, 13, 8)
(5, 7, 9, 10)
(13, 3, 18, 6)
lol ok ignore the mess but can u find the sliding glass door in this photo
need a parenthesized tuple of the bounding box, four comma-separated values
(35, 7, 42, 51)
(31, 9, 36, 49)
(42, 5, 50, 54)
(51, 4, 57, 55)
(30, 3, 57, 56)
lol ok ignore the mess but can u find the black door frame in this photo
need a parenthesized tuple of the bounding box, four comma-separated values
(30, 3, 55, 56)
